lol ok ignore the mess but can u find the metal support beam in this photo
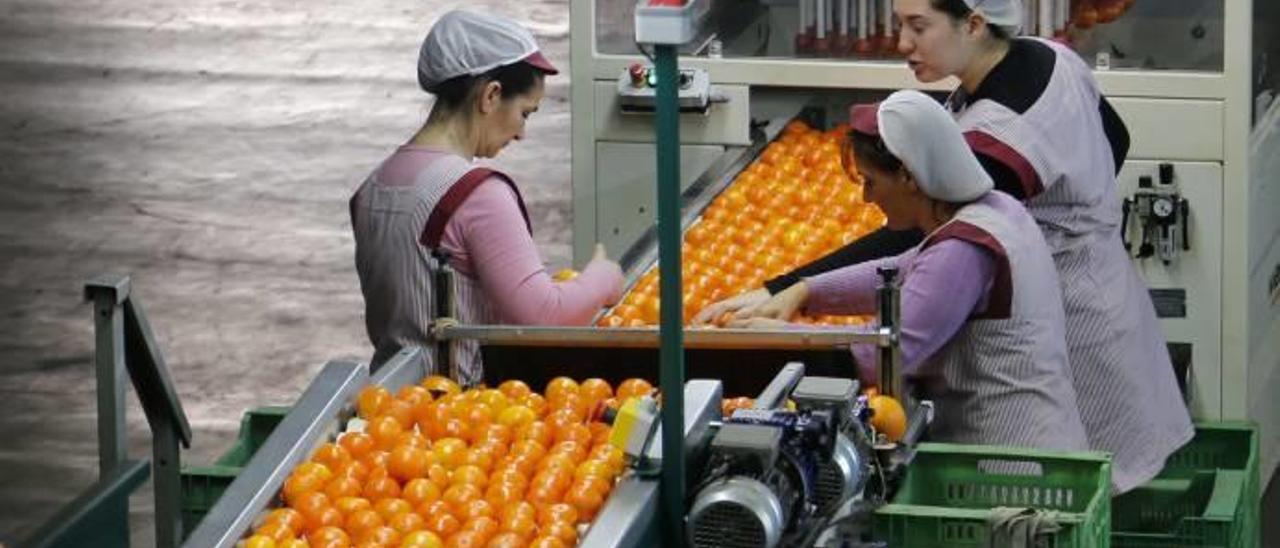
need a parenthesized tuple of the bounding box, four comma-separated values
(85, 274, 130, 477)
(653, 42, 686, 548)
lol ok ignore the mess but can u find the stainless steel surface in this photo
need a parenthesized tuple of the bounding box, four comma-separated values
(368, 347, 427, 393)
(752, 361, 804, 409)
(687, 476, 782, 548)
(579, 379, 723, 547)
(436, 324, 890, 349)
(182, 360, 368, 548)
(615, 117, 787, 281)
(814, 433, 862, 514)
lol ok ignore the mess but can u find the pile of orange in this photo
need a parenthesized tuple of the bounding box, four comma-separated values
(599, 120, 883, 328)
(243, 376, 657, 548)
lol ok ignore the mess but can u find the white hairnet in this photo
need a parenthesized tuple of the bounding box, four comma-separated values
(417, 10, 558, 92)
(850, 90, 993, 203)
(966, 0, 1023, 37)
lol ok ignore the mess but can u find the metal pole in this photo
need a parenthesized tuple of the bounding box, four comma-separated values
(153, 423, 182, 547)
(876, 267, 902, 398)
(85, 275, 130, 477)
(653, 43, 686, 547)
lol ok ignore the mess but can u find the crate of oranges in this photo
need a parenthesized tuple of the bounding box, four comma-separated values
(241, 375, 658, 548)
(598, 120, 882, 329)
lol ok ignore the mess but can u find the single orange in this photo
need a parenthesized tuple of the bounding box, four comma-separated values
(542, 521, 579, 545)
(402, 478, 442, 507)
(536, 503, 578, 527)
(397, 385, 432, 407)
(400, 530, 444, 548)
(338, 432, 376, 460)
(311, 443, 352, 472)
(373, 497, 413, 520)
(388, 510, 427, 535)
(333, 496, 372, 516)
(362, 475, 401, 501)
(421, 375, 461, 397)
(367, 415, 405, 451)
(388, 445, 429, 482)
(357, 385, 392, 419)
(344, 508, 384, 537)
(528, 536, 567, 548)
(323, 476, 362, 500)
(252, 520, 294, 543)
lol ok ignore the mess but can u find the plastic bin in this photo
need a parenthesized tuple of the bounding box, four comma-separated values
(873, 442, 1112, 548)
(180, 406, 290, 537)
(1111, 421, 1259, 548)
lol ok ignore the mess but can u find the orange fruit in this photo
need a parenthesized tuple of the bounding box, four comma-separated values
(574, 460, 614, 482)
(374, 497, 413, 520)
(544, 377, 580, 404)
(388, 445, 429, 482)
(542, 521, 578, 545)
(616, 378, 654, 400)
(282, 470, 326, 506)
(491, 469, 529, 490)
(495, 405, 536, 429)
(487, 532, 526, 548)
(497, 380, 532, 400)
(362, 475, 401, 501)
(333, 496, 372, 516)
(463, 515, 500, 541)
(345, 508, 385, 537)
(244, 535, 277, 548)
(333, 459, 370, 482)
(519, 393, 548, 417)
(427, 464, 452, 490)
(400, 530, 445, 548)
(579, 378, 613, 405)
(445, 530, 489, 548)
(303, 506, 344, 534)
(424, 512, 461, 538)
(357, 385, 392, 419)
(262, 507, 305, 535)
(537, 503, 578, 527)
(421, 376, 461, 397)
(306, 526, 350, 548)
(252, 520, 293, 543)
(357, 525, 400, 546)
(398, 385, 433, 407)
(484, 482, 524, 508)
(514, 421, 553, 448)
(388, 510, 427, 535)
(367, 415, 405, 451)
(432, 438, 469, 470)
(312, 443, 352, 472)
(442, 483, 483, 514)
(477, 389, 510, 413)
(278, 539, 309, 548)
(529, 536, 567, 548)
(568, 481, 606, 519)
(555, 423, 592, 447)
(451, 464, 488, 489)
(323, 476, 363, 500)
(868, 394, 907, 442)
(338, 432, 376, 460)
(458, 499, 496, 522)
(403, 478, 442, 507)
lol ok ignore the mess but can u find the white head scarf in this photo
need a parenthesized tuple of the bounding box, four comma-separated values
(849, 90, 993, 203)
(417, 10, 559, 92)
(965, 0, 1023, 37)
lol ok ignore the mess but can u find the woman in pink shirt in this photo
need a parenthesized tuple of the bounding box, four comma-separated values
(350, 10, 623, 382)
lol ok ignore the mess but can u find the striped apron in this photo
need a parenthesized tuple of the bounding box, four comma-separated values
(351, 153, 531, 386)
(949, 38, 1193, 493)
(912, 193, 1090, 453)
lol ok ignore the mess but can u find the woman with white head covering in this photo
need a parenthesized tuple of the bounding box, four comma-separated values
(705, 0, 1190, 494)
(734, 91, 1089, 452)
(350, 10, 623, 383)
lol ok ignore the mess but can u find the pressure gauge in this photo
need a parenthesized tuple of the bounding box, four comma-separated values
(1152, 196, 1176, 221)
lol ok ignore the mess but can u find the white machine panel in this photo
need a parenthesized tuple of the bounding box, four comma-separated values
(594, 141, 725, 253)
(594, 81, 751, 145)
(1112, 98, 1224, 162)
(1117, 160, 1222, 419)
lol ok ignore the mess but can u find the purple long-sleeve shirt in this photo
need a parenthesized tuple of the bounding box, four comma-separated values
(803, 236, 996, 384)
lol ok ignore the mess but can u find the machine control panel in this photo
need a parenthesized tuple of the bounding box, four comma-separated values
(616, 64, 720, 113)
(1123, 162, 1191, 265)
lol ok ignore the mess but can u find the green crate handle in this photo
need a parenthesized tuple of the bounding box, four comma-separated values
(916, 442, 1112, 465)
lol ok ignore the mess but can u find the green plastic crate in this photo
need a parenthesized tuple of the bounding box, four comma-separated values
(1111, 421, 1259, 548)
(180, 406, 290, 537)
(873, 442, 1112, 548)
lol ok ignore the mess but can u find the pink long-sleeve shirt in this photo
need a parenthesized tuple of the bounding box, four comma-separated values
(803, 237, 995, 383)
(380, 144, 623, 325)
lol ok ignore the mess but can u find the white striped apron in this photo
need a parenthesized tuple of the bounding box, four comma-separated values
(949, 38, 1193, 493)
(912, 193, 1090, 454)
(351, 153, 531, 386)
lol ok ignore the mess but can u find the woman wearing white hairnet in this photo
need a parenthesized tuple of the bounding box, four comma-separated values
(737, 91, 1090, 452)
(710, 0, 1191, 494)
(350, 10, 623, 383)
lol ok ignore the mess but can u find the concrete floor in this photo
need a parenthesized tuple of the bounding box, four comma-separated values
(1, 0, 1277, 547)
(0, 0, 574, 544)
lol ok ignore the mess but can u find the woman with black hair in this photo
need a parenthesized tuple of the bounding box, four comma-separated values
(350, 10, 622, 383)
(706, 0, 1191, 494)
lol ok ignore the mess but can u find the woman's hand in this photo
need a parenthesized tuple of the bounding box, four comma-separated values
(732, 281, 810, 322)
(690, 288, 771, 325)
